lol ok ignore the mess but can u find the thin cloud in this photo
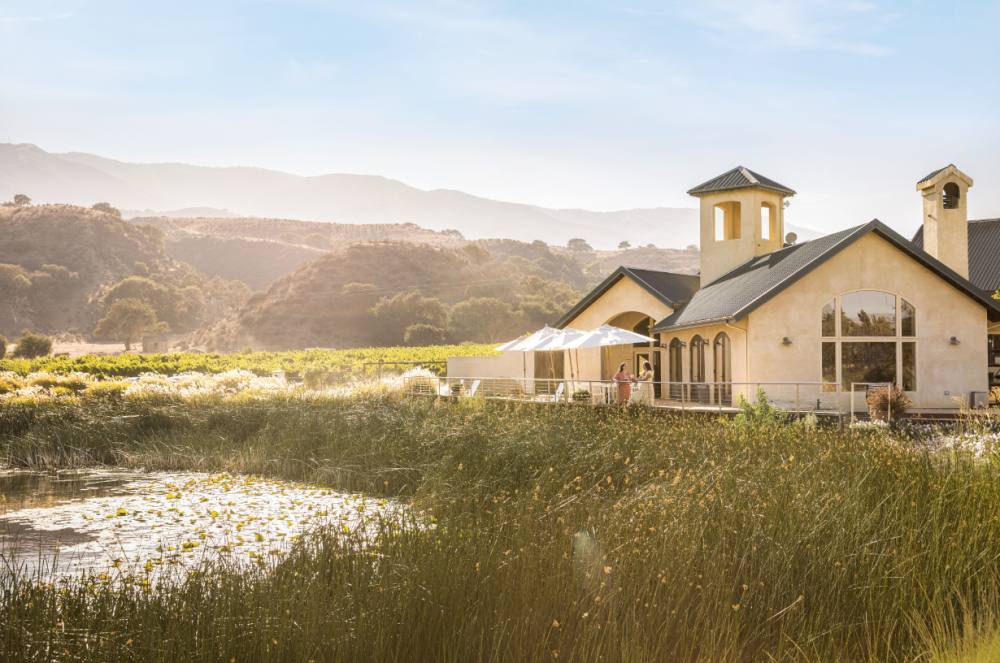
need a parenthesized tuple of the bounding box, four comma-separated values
(676, 0, 898, 56)
(285, 59, 337, 87)
(0, 12, 72, 23)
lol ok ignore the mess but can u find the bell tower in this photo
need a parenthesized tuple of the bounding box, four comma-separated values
(917, 164, 973, 279)
(688, 166, 796, 287)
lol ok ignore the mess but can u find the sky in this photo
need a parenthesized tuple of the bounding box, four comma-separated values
(1, 0, 998, 236)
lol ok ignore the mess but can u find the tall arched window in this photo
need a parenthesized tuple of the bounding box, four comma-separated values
(822, 292, 916, 392)
(714, 333, 731, 405)
(690, 335, 705, 383)
(669, 338, 683, 400)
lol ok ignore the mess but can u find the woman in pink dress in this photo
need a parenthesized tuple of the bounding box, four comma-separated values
(613, 362, 632, 405)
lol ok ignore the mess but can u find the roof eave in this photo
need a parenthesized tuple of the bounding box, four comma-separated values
(687, 184, 797, 197)
(652, 316, 737, 334)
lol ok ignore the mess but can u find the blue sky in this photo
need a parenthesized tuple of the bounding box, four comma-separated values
(1, 0, 998, 235)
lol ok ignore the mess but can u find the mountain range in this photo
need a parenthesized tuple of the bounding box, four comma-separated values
(0, 143, 821, 250)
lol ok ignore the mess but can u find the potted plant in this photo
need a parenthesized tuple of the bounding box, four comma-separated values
(572, 389, 591, 403)
(450, 382, 463, 396)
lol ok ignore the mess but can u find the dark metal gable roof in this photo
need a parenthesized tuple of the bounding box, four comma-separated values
(654, 220, 1000, 332)
(687, 166, 796, 196)
(917, 165, 953, 186)
(912, 218, 1000, 291)
(554, 266, 701, 329)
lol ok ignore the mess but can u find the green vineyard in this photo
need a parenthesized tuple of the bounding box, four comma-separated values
(0, 344, 500, 378)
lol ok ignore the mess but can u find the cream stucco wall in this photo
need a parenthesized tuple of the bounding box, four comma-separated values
(448, 351, 533, 380)
(655, 321, 751, 404)
(565, 276, 674, 331)
(742, 232, 986, 409)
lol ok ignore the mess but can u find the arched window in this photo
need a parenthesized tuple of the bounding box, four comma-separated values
(690, 335, 705, 383)
(713, 333, 731, 406)
(943, 182, 961, 210)
(821, 293, 917, 391)
(669, 338, 683, 400)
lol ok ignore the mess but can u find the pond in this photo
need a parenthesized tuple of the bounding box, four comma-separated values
(0, 470, 397, 580)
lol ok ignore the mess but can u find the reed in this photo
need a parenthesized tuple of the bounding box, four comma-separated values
(2, 391, 1000, 661)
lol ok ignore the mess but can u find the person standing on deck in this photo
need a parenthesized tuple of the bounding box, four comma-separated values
(613, 362, 632, 405)
(632, 360, 654, 405)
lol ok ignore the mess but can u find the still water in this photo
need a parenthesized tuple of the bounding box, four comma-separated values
(0, 470, 395, 579)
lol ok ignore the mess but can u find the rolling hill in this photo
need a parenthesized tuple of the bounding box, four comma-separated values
(0, 205, 246, 340)
(0, 143, 821, 251)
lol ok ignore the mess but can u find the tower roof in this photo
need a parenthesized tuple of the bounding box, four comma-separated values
(687, 166, 796, 197)
(916, 164, 973, 190)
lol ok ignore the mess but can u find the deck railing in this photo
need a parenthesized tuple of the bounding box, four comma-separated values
(403, 376, 845, 422)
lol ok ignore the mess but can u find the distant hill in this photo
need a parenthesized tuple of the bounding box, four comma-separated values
(134, 214, 703, 293)
(188, 242, 479, 352)
(122, 206, 243, 219)
(0, 205, 246, 339)
(0, 143, 830, 250)
(132, 215, 466, 291)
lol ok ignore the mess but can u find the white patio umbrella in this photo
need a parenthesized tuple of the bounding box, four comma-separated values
(560, 324, 656, 349)
(501, 326, 587, 380)
(504, 325, 562, 352)
(531, 327, 588, 380)
(493, 335, 528, 352)
(561, 324, 657, 389)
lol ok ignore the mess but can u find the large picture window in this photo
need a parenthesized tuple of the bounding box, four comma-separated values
(821, 292, 917, 391)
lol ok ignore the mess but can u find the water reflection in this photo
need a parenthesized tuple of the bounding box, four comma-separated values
(1, 470, 398, 580)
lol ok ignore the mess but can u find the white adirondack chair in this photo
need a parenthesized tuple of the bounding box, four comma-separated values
(542, 382, 564, 403)
(466, 380, 481, 398)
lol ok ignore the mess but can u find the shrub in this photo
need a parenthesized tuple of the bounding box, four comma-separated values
(728, 387, 788, 429)
(0, 334, 6, 360)
(572, 389, 591, 402)
(11, 329, 52, 359)
(242, 345, 254, 355)
(866, 383, 913, 419)
(404, 324, 447, 347)
(82, 381, 129, 402)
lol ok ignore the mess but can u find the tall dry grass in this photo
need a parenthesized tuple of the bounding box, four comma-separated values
(2, 390, 1000, 661)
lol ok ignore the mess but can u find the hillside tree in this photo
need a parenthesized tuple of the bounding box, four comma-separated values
(13, 194, 31, 207)
(94, 298, 169, 351)
(618, 241, 631, 250)
(372, 291, 449, 346)
(461, 244, 492, 264)
(450, 297, 515, 342)
(0, 264, 32, 323)
(404, 323, 446, 347)
(92, 202, 122, 218)
(567, 238, 593, 252)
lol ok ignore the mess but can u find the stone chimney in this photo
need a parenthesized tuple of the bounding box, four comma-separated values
(917, 164, 973, 279)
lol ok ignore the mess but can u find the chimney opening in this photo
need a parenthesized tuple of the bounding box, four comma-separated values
(943, 182, 961, 210)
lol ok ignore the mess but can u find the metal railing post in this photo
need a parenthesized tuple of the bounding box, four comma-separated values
(796, 384, 800, 422)
(838, 384, 843, 431)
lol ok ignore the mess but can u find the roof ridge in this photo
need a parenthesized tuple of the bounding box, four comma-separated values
(739, 166, 758, 184)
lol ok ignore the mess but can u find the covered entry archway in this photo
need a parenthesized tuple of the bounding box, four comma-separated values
(598, 311, 661, 392)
